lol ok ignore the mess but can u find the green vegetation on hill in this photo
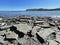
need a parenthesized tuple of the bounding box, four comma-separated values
(26, 8, 60, 11)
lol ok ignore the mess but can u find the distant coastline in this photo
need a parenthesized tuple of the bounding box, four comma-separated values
(26, 8, 60, 11)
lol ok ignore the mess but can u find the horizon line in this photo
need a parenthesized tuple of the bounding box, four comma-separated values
(0, 8, 60, 11)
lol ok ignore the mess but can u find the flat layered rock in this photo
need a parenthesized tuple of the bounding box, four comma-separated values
(14, 23, 32, 34)
(6, 31, 18, 40)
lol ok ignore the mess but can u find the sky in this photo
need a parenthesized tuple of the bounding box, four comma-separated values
(0, 0, 60, 11)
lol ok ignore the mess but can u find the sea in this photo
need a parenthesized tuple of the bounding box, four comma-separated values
(0, 11, 60, 18)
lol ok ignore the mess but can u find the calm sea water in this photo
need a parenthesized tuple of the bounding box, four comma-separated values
(0, 11, 60, 18)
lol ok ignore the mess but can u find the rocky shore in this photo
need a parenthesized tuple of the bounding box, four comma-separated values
(0, 15, 60, 45)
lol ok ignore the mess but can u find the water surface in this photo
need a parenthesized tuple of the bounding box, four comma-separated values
(0, 11, 60, 18)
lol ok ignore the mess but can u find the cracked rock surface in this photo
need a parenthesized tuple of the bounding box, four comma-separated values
(0, 16, 60, 45)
